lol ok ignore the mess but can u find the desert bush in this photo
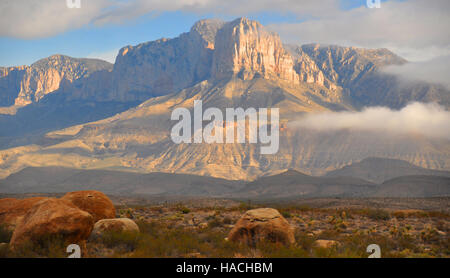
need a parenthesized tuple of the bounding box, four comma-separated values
(0, 224, 13, 243)
(207, 217, 222, 229)
(0, 243, 9, 258)
(99, 230, 140, 252)
(280, 210, 292, 218)
(365, 209, 391, 221)
(180, 207, 191, 214)
(237, 202, 257, 211)
(10, 234, 67, 258)
(222, 216, 233, 225)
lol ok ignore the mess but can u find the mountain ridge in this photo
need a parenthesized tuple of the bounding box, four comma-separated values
(325, 157, 450, 183)
(1, 165, 448, 198)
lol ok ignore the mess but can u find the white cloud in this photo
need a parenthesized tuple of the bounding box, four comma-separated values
(382, 56, 450, 90)
(289, 102, 450, 140)
(0, 0, 111, 39)
(268, 0, 450, 62)
(0, 0, 338, 39)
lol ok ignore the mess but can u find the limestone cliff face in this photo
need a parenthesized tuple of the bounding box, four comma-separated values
(212, 18, 299, 83)
(286, 45, 331, 89)
(301, 44, 406, 87)
(111, 17, 301, 102)
(0, 55, 112, 107)
(111, 19, 225, 101)
(300, 44, 450, 108)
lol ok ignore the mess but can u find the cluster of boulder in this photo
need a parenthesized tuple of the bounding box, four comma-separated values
(0, 191, 139, 253)
(1, 192, 340, 256)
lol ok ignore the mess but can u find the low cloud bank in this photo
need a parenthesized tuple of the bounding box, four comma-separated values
(382, 56, 450, 90)
(289, 102, 450, 140)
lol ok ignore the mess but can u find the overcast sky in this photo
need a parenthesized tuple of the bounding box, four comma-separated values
(0, 0, 449, 87)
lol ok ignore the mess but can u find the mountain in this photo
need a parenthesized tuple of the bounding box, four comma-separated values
(0, 54, 137, 148)
(0, 55, 112, 112)
(232, 169, 376, 199)
(325, 157, 450, 183)
(297, 44, 450, 108)
(373, 175, 450, 198)
(0, 166, 448, 199)
(0, 17, 449, 182)
(0, 166, 244, 196)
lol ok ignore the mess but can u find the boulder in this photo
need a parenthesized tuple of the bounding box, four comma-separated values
(9, 198, 94, 250)
(0, 197, 47, 231)
(89, 218, 139, 240)
(228, 208, 295, 246)
(61, 191, 115, 222)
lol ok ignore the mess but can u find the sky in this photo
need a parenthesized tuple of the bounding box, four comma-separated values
(0, 0, 449, 75)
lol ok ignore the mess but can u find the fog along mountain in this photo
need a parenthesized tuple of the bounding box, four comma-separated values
(0, 18, 449, 186)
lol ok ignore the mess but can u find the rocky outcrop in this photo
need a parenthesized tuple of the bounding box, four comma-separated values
(0, 197, 47, 231)
(212, 18, 299, 82)
(61, 191, 115, 222)
(228, 208, 295, 246)
(9, 198, 94, 250)
(285, 45, 331, 89)
(89, 218, 139, 240)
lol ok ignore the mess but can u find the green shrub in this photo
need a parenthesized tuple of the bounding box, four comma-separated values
(180, 207, 191, 214)
(281, 210, 292, 218)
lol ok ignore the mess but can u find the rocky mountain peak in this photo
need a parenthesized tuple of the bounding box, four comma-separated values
(0, 55, 112, 109)
(189, 18, 225, 49)
(211, 17, 299, 82)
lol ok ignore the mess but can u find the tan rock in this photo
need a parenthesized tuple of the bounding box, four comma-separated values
(61, 190, 115, 222)
(0, 197, 47, 231)
(212, 18, 299, 83)
(228, 208, 295, 246)
(89, 218, 139, 240)
(314, 239, 340, 249)
(9, 198, 94, 250)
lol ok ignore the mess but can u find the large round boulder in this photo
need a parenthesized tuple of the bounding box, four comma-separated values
(61, 191, 115, 222)
(228, 208, 295, 246)
(10, 198, 94, 250)
(89, 218, 139, 240)
(0, 197, 47, 231)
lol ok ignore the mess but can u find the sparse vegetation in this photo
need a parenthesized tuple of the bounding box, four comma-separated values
(8, 234, 68, 258)
(1, 199, 448, 258)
